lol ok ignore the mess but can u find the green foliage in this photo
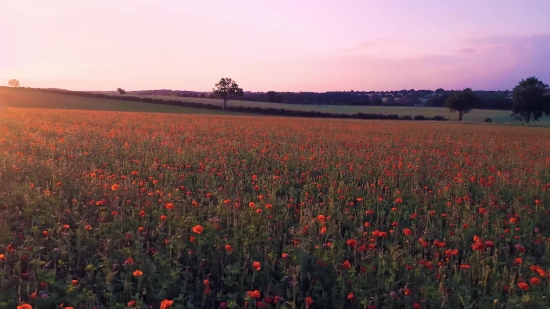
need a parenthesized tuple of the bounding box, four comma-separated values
(511, 76, 550, 124)
(444, 88, 476, 121)
(212, 78, 244, 110)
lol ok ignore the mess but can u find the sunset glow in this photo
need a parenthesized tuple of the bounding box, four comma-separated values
(1, 0, 549, 91)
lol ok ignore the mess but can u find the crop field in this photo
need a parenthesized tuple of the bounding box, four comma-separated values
(0, 88, 236, 115)
(115, 94, 550, 125)
(1, 108, 550, 309)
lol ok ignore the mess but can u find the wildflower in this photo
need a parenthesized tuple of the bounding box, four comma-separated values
(165, 203, 174, 210)
(252, 261, 261, 271)
(530, 277, 541, 285)
(160, 299, 174, 309)
(347, 292, 354, 300)
(160, 215, 167, 221)
(16, 304, 32, 309)
(346, 239, 357, 247)
(247, 290, 261, 299)
(133, 270, 143, 277)
(316, 215, 326, 222)
(63, 224, 70, 229)
(224, 244, 233, 253)
(128, 300, 136, 307)
(518, 282, 529, 290)
(403, 228, 412, 236)
(343, 260, 352, 269)
(71, 279, 78, 285)
(192, 225, 204, 234)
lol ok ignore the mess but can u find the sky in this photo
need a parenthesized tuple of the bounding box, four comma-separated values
(1, 0, 550, 92)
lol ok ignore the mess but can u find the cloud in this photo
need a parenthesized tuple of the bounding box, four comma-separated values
(458, 47, 476, 54)
(254, 33, 550, 91)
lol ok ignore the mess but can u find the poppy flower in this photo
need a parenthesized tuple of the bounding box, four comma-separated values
(343, 260, 352, 269)
(127, 300, 136, 307)
(316, 215, 326, 222)
(247, 290, 261, 299)
(16, 304, 32, 309)
(252, 261, 261, 271)
(346, 239, 357, 247)
(165, 203, 174, 210)
(530, 277, 541, 285)
(160, 299, 174, 309)
(133, 270, 143, 277)
(192, 225, 204, 234)
(518, 282, 529, 290)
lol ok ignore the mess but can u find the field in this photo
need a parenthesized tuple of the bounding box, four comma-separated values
(115, 94, 550, 124)
(0, 88, 236, 115)
(1, 107, 550, 309)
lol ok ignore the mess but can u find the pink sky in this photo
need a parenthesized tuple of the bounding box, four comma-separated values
(1, 0, 549, 92)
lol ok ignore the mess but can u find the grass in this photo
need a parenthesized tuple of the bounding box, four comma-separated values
(116, 94, 550, 124)
(1, 108, 549, 308)
(0, 87, 237, 115)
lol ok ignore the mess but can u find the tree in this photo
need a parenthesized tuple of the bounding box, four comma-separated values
(445, 88, 476, 121)
(117, 88, 126, 94)
(511, 76, 550, 124)
(212, 78, 244, 110)
(8, 79, 20, 87)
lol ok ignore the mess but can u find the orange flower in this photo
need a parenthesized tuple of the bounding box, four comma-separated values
(160, 215, 167, 221)
(343, 260, 352, 269)
(165, 203, 174, 210)
(133, 270, 143, 277)
(85, 225, 92, 230)
(316, 215, 326, 222)
(518, 282, 529, 290)
(460, 264, 470, 269)
(247, 290, 261, 299)
(0, 254, 4, 261)
(63, 224, 70, 229)
(111, 184, 119, 191)
(252, 261, 261, 271)
(224, 244, 233, 253)
(192, 225, 204, 234)
(347, 292, 354, 300)
(160, 299, 174, 309)
(16, 304, 32, 309)
(71, 279, 78, 285)
(403, 228, 412, 236)
(282, 253, 289, 259)
(346, 239, 357, 247)
(127, 300, 136, 307)
(42, 230, 48, 237)
(530, 277, 541, 285)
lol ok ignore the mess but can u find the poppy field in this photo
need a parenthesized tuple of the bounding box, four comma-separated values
(1, 107, 550, 309)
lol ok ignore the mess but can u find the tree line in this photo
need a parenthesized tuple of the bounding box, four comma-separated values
(2, 85, 449, 122)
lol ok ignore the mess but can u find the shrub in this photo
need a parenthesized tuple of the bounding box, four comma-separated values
(484, 117, 492, 123)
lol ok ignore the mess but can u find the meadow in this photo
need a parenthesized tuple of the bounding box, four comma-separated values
(0, 88, 236, 115)
(1, 107, 550, 309)
(114, 94, 548, 124)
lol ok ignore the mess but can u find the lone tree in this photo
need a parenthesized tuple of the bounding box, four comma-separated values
(511, 76, 550, 124)
(212, 78, 243, 111)
(8, 79, 20, 88)
(117, 88, 126, 94)
(445, 88, 476, 121)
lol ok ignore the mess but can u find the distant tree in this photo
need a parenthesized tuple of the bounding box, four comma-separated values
(384, 96, 396, 105)
(8, 79, 20, 87)
(212, 78, 244, 110)
(266, 91, 283, 103)
(435, 88, 445, 94)
(445, 88, 476, 121)
(371, 94, 383, 106)
(117, 88, 126, 94)
(511, 76, 550, 124)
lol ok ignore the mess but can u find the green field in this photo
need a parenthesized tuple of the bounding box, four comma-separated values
(117, 93, 550, 124)
(0, 88, 237, 115)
